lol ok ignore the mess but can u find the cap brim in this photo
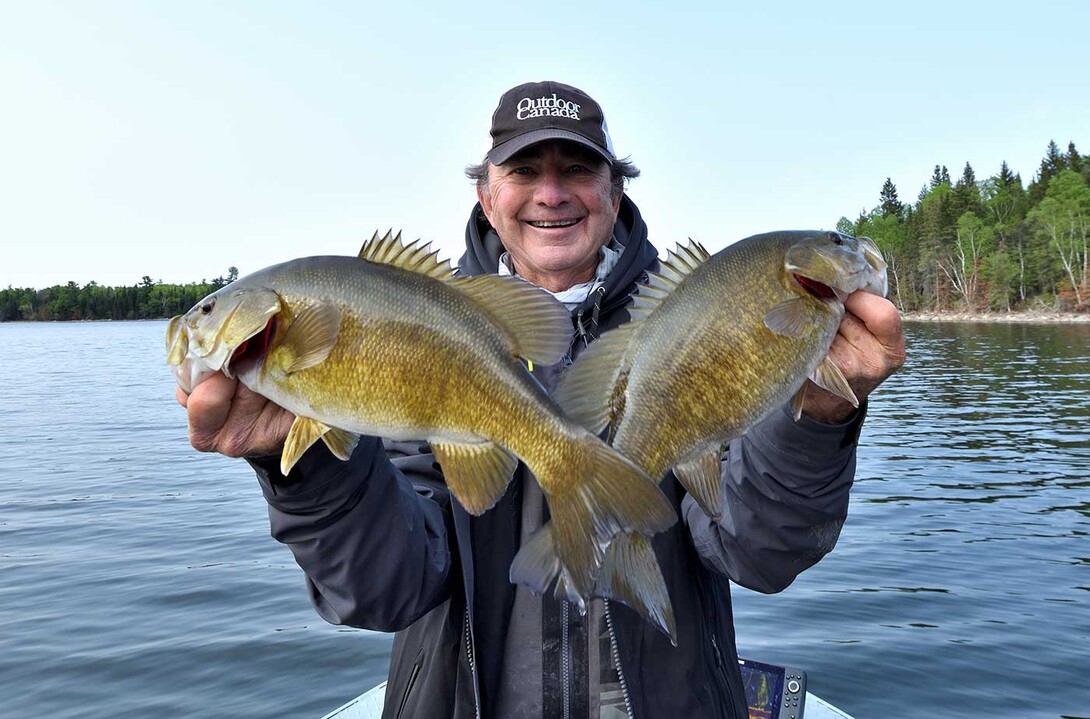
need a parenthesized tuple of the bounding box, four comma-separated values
(487, 129, 614, 165)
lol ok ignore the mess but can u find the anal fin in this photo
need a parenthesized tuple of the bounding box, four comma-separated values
(431, 440, 518, 515)
(596, 533, 677, 645)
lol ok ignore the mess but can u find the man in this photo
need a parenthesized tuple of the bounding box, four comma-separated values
(178, 80, 905, 718)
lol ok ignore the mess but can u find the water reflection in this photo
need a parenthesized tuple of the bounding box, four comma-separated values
(733, 321, 1090, 719)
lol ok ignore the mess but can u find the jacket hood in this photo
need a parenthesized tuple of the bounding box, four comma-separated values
(458, 194, 660, 320)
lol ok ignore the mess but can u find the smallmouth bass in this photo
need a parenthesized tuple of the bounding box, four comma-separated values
(167, 231, 676, 602)
(512, 230, 888, 642)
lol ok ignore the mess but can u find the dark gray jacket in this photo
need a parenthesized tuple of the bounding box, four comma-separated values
(251, 196, 863, 718)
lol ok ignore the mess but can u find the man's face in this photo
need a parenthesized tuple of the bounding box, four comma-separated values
(477, 141, 621, 293)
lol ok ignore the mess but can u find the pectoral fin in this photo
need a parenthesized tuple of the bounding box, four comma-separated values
(278, 302, 342, 374)
(431, 440, 518, 515)
(809, 356, 858, 407)
(281, 416, 346, 475)
(673, 447, 724, 520)
(764, 298, 812, 338)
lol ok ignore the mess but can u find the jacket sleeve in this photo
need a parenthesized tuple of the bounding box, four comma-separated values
(684, 403, 866, 594)
(249, 437, 454, 632)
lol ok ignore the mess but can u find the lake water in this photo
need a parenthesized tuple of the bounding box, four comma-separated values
(0, 320, 1087, 718)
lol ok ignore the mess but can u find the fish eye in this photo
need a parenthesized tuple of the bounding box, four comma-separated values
(200, 301, 215, 314)
(828, 232, 844, 245)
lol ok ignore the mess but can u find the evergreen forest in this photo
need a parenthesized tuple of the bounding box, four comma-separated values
(4, 140, 1087, 322)
(839, 139, 1089, 313)
(0, 269, 239, 322)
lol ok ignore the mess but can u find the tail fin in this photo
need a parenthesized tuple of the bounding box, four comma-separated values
(510, 524, 677, 643)
(531, 438, 676, 603)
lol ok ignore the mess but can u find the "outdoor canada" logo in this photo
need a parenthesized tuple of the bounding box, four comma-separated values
(516, 94, 580, 120)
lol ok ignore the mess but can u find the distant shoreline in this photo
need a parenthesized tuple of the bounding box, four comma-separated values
(3, 312, 1090, 325)
(900, 310, 1090, 324)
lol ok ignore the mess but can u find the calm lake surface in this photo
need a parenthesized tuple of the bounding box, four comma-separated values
(0, 320, 1087, 718)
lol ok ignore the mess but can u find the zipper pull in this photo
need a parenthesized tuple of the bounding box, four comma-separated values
(710, 632, 724, 668)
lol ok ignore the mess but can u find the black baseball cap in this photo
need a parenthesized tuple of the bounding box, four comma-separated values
(486, 81, 616, 165)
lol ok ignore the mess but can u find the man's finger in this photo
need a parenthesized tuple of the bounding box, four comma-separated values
(187, 374, 238, 443)
(843, 293, 903, 349)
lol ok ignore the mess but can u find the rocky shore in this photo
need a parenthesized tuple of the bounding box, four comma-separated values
(900, 310, 1089, 323)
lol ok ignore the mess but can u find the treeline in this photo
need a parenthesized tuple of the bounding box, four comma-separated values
(0, 268, 238, 322)
(840, 140, 1090, 313)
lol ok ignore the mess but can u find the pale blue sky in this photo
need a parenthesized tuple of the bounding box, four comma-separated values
(2, 1, 1086, 289)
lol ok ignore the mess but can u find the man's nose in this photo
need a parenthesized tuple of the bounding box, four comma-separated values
(533, 170, 572, 206)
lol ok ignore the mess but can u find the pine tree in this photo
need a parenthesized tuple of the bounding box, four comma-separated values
(880, 178, 904, 219)
(959, 162, 977, 188)
(998, 161, 1018, 187)
(1044, 140, 1064, 174)
(1029, 140, 1064, 203)
(930, 165, 945, 189)
(1066, 141, 1085, 175)
(952, 162, 983, 219)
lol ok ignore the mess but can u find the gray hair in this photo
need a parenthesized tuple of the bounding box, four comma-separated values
(465, 153, 640, 199)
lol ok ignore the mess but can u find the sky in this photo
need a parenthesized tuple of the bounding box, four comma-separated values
(2, 1, 1087, 289)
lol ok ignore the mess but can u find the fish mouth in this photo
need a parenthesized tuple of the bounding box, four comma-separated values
(227, 317, 277, 376)
(794, 274, 836, 299)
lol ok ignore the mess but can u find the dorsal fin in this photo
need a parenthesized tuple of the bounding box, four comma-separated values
(664, 238, 710, 279)
(448, 275, 572, 365)
(629, 239, 710, 321)
(358, 229, 454, 280)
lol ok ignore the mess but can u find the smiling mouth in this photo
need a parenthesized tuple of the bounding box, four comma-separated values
(526, 219, 582, 228)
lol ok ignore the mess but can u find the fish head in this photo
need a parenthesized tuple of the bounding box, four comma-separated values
(166, 284, 282, 390)
(166, 313, 217, 393)
(783, 231, 889, 304)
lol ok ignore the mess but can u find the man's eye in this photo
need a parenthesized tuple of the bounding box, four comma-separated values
(512, 166, 535, 175)
(566, 164, 591, 174)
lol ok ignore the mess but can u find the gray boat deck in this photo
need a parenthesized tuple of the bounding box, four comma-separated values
(321, 681, 856, 719)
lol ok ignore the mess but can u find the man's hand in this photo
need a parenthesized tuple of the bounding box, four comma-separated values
(176, 374, 296, 458)
(801, 292, 906, 423)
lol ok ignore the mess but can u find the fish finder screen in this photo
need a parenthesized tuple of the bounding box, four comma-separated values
(739, 659, 785, 719)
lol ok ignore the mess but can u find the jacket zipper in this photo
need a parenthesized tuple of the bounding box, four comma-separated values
(562, 601, 571, 719)
(702, 589, 739, 714)
(464, 607, 481, 719)
(604, 600, 635, 718)
(709, 632, 724, 668)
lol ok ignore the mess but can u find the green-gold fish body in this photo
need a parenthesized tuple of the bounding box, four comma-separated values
(515, 230, 888, 642)
(167, 232, 676, 603)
